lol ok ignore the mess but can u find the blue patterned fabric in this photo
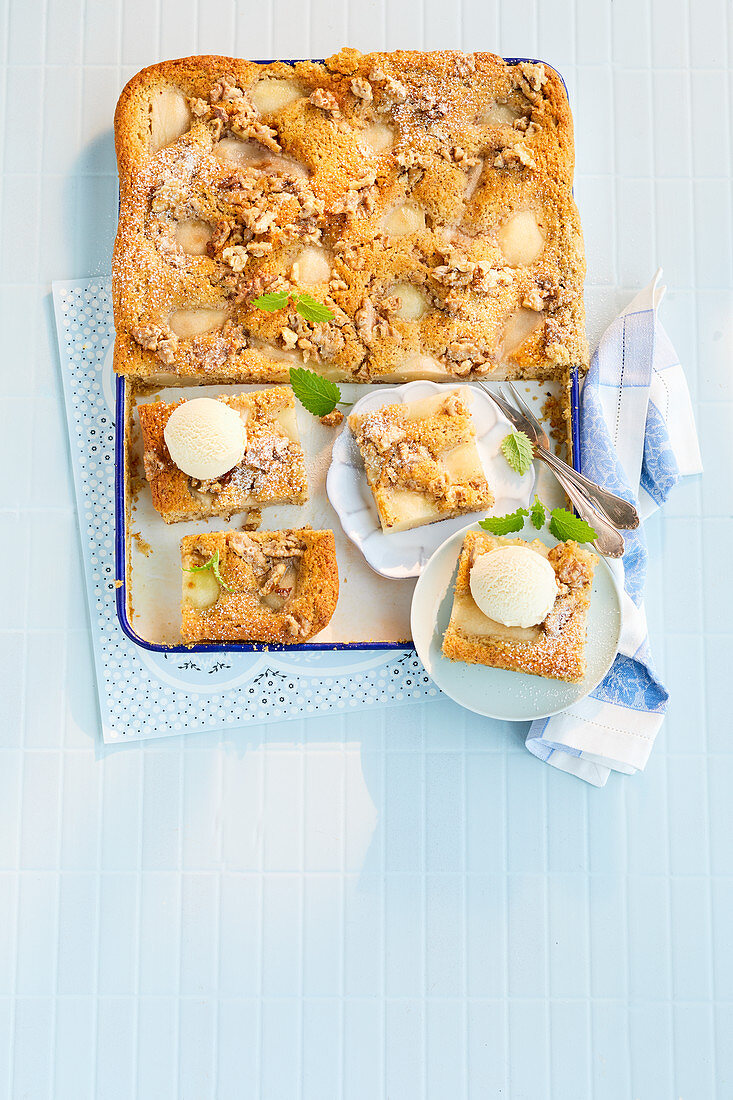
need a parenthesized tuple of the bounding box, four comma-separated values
(581, 346, 674, 707)
(641, 400, 680, 506)
(579, 362, 649, 606)
(591, 651, 668, 713)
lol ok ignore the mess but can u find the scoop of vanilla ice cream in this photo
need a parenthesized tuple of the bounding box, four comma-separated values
(163, 398, 246, 480)
(469, 545, 558, 629)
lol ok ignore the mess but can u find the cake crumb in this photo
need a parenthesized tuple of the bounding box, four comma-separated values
(132, 532, 152, 557)
(241, 509, 262, 531)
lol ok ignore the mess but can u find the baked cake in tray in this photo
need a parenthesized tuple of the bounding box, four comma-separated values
(348, 389, 494, 531)
(113, 49, 588, 388)
(137, 386, 307, 523)
(442, 531, 597, 682)
(181, 528, 339, 644)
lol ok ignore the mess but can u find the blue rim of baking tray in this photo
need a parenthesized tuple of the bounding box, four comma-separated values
(114, 54, 582, 654)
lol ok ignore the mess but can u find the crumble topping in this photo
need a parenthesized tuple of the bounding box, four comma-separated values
(493, 141, 536, 170)
(228, 529, 308, 625)
(352, 393, 490, 507)
(349, 76, 373, 104)
(309, 87, 341, 118)
(189, 78, 281, 150)
(518, 62, 548, 99)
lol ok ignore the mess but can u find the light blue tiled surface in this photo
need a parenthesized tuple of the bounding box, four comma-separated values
(2, 0, 732, 1096)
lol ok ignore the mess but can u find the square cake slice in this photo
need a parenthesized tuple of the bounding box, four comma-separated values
(442, 531, 597, 682)
(137, 386, 307, 523)
(181, 528, 339, 644)
(348, 389, 494, 532)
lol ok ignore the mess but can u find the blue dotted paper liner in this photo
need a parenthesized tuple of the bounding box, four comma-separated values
(52, 277, 438, 742)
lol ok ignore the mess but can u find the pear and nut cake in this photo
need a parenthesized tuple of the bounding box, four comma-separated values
(348, 389, 494, 531)
(112, 49, 587, 387)
(137, 386, 307, 523)
(181, 528, 339, 644)
(442, 531, 597, 682)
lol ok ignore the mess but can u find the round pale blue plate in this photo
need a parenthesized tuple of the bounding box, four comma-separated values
(411, 521, 624, 722)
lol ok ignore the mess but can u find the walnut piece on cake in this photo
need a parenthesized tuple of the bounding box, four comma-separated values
(348, 389, 494, 532)
(180, 527, 339, 644)
(441, 531, 597, 682)
(112, 50, 587, 391)
(137, 386, 307, 523)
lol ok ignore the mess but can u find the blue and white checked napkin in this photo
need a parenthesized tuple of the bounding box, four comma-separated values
(526, 272, 703, 787)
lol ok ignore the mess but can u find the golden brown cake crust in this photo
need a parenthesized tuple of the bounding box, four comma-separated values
(181, 527, 339, 644)
(137, 386, 307, 523)
(113, 51, 587, 387)
(442, 531, 597, 682)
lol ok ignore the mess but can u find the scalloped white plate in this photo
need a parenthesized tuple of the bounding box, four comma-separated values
(326, 381, 536, 579)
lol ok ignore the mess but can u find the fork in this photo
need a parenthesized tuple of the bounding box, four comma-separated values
(503, 382, 640, 530)
(477, 381, 626, 558)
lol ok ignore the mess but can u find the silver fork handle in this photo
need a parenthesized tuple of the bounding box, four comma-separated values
(537, 445, 639, 530)
(543, 456, 625, 558)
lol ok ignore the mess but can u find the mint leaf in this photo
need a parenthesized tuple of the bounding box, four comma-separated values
(529, 495, 546, 530)
(500, 429, 534, 476)
(295, 293, 335, 323)
(478, 507, 529, 535)
(185, 549, 233, 592)
(252, 290, 289, 312)
(549, 507, 597, 544)
(289, 366, 341, 416)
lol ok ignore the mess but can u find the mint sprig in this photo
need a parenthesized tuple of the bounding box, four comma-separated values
(500, 429, 534, 476)
(529, 495, 546, 530)
(479, 501, 597, 544)
(252, 290, 335, 323)
(251, 290, 289, 312)
(479, 507, 529, 535)
(548, 507, 598, 544)
(185, 549, 233, 592)
(295, 293, 334, 323)
(289, 366, 342, 417)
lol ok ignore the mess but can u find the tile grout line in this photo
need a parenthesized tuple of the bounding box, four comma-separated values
(422, 703, 428, 1100)
(502, 749, 509, 1092)
(5, 1, 33, 1088)
(607, 16, 636, 1095)
(255, 728, 266, 1098)
(340, 714, 348, 1099)
(650, 2, 678, 1088)
(380, 706, 387, 1099)
(543, 758, 551, 1100)
(173, 753, 184, 1100)
(88, 678, 105, 1100)
(583, 779, 593, 1099)
(297, 728, 306, 1100)
(131, 743, 145, 1095)
(211, 740, 225, 1098)
(699, 1, 727, 1088)
(461, 712, 468, 1099)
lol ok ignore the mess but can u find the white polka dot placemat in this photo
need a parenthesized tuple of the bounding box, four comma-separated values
(52, 277, 438, 743)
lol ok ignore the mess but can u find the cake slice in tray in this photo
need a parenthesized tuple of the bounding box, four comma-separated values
(137, 386, 307, 523)
(348, 389, 494, 532)
(442, 530, 596, 682)
(181, 527, 338, 644)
